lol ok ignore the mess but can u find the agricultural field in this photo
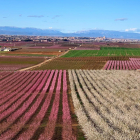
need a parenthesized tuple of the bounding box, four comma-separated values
(1, 70, 140, 139)
(33, 56, 136, 70)
(1, 41, 140, 139)
(69, 69, 140, 140)
(0, 56, 45, 71)
(90, 42, 140, 48)
(62, 48, 140, 57)
(0, 70, 84, 139)
(0, 41, 53, 48)
(104, 58, 140, 70)
(32, 57, 107, 70)
(0, 46, 66, 57)
(0, 42, 72, 57)
(5, 51, 57, 57)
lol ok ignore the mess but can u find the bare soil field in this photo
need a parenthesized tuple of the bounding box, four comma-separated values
(32, 57, 107, 70)
(0, 56, 45, 65)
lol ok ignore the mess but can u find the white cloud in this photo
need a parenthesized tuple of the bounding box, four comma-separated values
(49, 27, 52, 29)
(125, 28, 140, 34)
(125, 28, 137, 32)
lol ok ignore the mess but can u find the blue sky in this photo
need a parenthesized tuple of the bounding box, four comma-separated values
(0, 0, 140, 33)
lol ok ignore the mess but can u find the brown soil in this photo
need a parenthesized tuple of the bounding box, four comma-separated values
(0, 57, 44, 65)
(33, 59, 106, 70)
(32, 56, 132, 70)
(7, 51, 64, 56)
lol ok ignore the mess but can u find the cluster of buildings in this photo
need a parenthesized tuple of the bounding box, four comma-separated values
(0, 35, 140, 43)
(0, 35, 140, 44)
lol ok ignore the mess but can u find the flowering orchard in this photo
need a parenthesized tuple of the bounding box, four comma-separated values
(0, 70, 76, 140)
(1, 69, 140, 139)
(69, 69, 140, 140)
(0, 64, 33, 71)
(104, 58, 140, 70)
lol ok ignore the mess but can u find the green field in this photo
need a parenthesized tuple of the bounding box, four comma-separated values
(62, 48, 140, 57)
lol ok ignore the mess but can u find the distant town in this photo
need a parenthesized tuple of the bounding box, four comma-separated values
(0, 35, 140, 43)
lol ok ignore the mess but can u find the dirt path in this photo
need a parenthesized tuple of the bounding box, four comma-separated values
(19, 50, 69, 71)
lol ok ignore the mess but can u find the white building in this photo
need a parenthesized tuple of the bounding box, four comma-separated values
(3, 48, 11, 51)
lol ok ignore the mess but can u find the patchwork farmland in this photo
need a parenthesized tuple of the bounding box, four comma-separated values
(0, 42, 140, 139)
(0, 70, 140, 139)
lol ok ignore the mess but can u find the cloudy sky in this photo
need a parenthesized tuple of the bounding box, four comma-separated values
(0, 0, 140, 33)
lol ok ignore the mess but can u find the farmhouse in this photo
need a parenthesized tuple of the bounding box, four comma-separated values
(3, 48, 11, 51)
(0, 47, 19, 51)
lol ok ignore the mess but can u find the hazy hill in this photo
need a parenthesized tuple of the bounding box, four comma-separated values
(0, 26, 140, 39)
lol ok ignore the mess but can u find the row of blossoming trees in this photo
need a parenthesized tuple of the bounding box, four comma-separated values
(69, 69, 140, 139)
(1, 69, 140, 139)
(103, 58, 140, 70)
(0, 70, 76, 140)
(0, 64, 33, 71)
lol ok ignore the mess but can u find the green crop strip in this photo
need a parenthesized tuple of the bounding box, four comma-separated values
(62, 48, 140, 57)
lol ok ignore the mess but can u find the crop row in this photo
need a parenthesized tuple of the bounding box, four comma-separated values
(57, 56, 130, 61)
(69, 69, 140, 139)
(0, 70, 75, 139)
(75, 47, 100, 50)
(27, 45, 71, 49)
(129, 58, 140, 61)
(0, 55, 44, 58)
(104, 60, 140, 70)
(0, 41, 33, 47)
(0, 71, 13, 81)
(0, 64, 33, 71)
(100, 47, 140, 50)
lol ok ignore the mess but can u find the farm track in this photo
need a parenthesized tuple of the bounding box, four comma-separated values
(19, 50, 70, 71)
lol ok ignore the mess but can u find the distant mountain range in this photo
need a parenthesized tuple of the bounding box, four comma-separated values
(0, 26, 140, 39)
